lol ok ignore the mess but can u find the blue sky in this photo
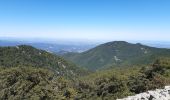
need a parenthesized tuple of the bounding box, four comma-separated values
(0, 0, 170, 42)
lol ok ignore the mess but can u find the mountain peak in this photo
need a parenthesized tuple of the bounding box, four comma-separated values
(106, 41, 129, 45)
(63, 41, 170, 70)
(0, 45, 87, 77)
(112, 41, 128, 43)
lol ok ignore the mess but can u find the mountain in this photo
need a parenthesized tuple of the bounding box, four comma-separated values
(63, 41, 170, 70)
(0, 45, 88, 77)
(1, 44, 170, 99)
(1, 57, 170, 99)
(70, 58, 170, 99)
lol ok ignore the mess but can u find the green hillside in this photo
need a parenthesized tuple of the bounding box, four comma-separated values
(0, 66, 81, 99)
(1, 45, 170, 99)
(1, 58, 170, 100)
(74, 57, 170, 99)
(63, 41, 170, 70)
(0, 45, 88, 77)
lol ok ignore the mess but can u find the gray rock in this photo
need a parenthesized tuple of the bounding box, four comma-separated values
(117, 86, 170, 100)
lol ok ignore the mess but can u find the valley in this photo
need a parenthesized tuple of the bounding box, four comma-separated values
(1, 0, 169, 99)
(0, 41, 170, 100)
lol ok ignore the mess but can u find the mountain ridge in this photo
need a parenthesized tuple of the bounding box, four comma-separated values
(63, 41, 170, 70)
(0, 45, 88, 77)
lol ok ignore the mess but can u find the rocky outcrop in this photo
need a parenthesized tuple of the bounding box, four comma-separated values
(118, 86, 170, 100)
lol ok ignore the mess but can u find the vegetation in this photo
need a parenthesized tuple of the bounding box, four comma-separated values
(2, 58, 170, 100)
(63, 41, 170, 70)
(73, 58, 170, 99)
(0, 45, 88, 78)
(1, 44, 170, 100)
(0, 67, 77, 100)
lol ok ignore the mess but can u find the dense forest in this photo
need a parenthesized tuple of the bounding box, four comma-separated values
(1, 58, 170, 99)
(0, 45, 88, 78)
(0, 43, 170, 100)
(63, 41, 170, 70)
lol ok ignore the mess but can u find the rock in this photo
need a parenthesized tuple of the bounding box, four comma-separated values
(117, 86, 170, 100)
(165, 86, 170, 89)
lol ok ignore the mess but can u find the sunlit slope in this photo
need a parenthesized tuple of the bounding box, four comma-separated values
(0, 45, 88, 77)
(63, 41, 170, 70)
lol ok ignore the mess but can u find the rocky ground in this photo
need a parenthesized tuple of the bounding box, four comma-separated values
(118, 86, 170, 100)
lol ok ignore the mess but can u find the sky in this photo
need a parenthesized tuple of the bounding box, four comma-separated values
(0, 0, 170, 42)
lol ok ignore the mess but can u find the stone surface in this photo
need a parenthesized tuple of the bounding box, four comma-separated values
(117, 86, 170, 100)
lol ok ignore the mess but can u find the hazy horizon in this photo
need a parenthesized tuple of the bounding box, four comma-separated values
(1, 36, 170, 49)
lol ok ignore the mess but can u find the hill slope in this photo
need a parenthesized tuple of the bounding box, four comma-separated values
(1, 58, 170, 99)
(0, 45, 87, 77)
(63, 41, 170, 70)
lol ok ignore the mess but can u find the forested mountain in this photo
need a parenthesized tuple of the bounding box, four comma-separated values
(0, 44, 170, 99)
(63, 41, 170, 70)
(1, 57, 170, 99)
(75, 57, 170, 99)
(0, 45, 88, 77)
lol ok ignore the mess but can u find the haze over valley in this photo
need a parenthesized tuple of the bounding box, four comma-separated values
(1, 0, 170, 100)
